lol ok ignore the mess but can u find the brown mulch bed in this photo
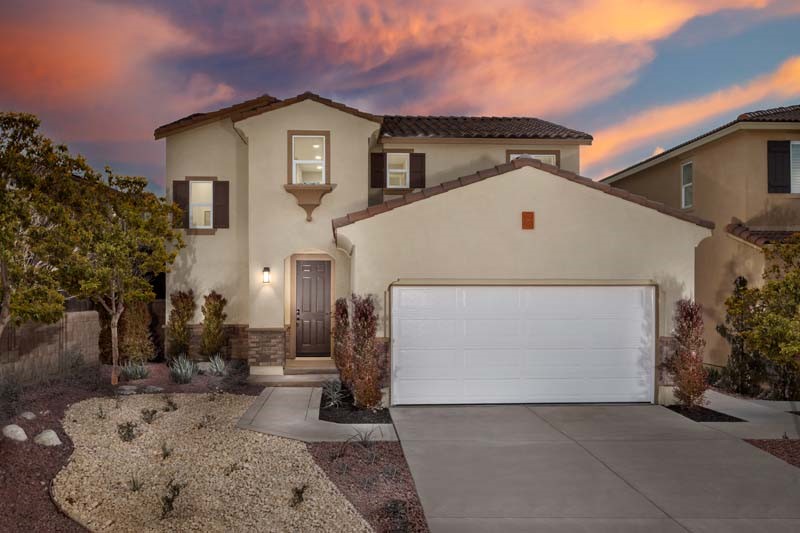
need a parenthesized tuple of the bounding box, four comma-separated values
(666, 405, 745, 422)
(308, 441, 429, 533)
(319, 385, 392, 425)
(747, 439, 800, 469)
(1, 361, 263, 532)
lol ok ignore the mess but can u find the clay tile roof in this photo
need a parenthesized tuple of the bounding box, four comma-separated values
(233, 92, 382, 124)
(154, 94, 280, 139)
(380, 115, 593, 141)
(332, 159, 714, 239)
(726, 219, 797, 248)
(603, 103, 800, 182)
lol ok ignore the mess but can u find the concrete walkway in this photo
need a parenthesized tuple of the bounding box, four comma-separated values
(702, 390, 800, 439)
(236, 387, 397, 442)
(392, 400, 800, 533)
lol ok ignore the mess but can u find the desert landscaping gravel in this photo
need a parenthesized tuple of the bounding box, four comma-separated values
(52, 393, 373, 532)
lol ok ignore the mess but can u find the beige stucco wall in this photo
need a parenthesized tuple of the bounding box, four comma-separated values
(608, 126, 800, 365)
(235, 99, 380, 329)
(165, 120, 250, 324)
(379, 141, 581, 187)
(338, 166, 710, 338)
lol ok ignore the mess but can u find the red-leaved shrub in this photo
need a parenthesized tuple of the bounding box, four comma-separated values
(670, 299, 709, 408)
(333, 297, 354, 386)
(350, 294, 382, 409)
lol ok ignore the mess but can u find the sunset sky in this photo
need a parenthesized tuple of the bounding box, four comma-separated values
(2, 0, 799, 194)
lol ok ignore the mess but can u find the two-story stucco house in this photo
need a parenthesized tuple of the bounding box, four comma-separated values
(601, 105, 800, 367)
(155, 91, 712, 405)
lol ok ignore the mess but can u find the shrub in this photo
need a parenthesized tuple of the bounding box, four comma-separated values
(141, 408, 158, 424)
(200, 291, 227, 359)
(161, 441, 173, 460)
(128, 473, 143, 492)
(120, 300, 155, 363)
(166, 290, 195, 359)
(208, 354, 227, 376)
(0, 373, 22, 418)
(671, 299, 709, 408)
(169, 356, 197, 384)
(121, 361, 150, 381)
(290, 484, 308, 508)
(705, 366, 722, 387)
(350, 294, 382, 409)
(160, 478, 186, 519)
(162, 394, 178, 412)
(322, 379, 345, 408)
(717, 276, 765, 395)
(117, 421, 138, 442)
(333, 297, 354, 386)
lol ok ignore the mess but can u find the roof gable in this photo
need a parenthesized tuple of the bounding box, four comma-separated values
(233, 92, 382, 124)
(602, 103, 800, 183)
(154, 94, 280, 139)
(333, 158, 713, 240)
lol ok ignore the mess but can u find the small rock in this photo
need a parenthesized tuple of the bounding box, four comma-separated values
(142, 385, 164, 394)
(116, 385, 138, 396)
(2, 424, 28, 442)
(20, 411, 36, 420)
(34, 429, 63, 447)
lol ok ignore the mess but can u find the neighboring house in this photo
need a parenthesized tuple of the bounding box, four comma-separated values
(601, 104, 800, 367)
(154, 91, 712, 405)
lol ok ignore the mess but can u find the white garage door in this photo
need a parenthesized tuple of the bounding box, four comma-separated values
(390, 285, 655, 405)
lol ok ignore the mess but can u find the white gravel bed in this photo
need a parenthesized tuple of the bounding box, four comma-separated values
(52, 393, 372, 532)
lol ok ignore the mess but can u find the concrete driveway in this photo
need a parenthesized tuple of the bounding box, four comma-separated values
(391, 404, 800, 533)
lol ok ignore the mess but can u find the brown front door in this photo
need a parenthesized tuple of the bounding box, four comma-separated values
(295, 260, 331, 356)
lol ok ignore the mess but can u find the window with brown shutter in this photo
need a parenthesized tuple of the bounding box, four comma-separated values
(370, 152, 387, 188)
(172, 181, 189, 228)
(768, 140, 791, 194)
(409, 153, 426, 189)
(213, 181, 229, 228)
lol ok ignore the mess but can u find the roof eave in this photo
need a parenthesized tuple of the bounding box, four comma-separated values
(379, 136, 592, 145)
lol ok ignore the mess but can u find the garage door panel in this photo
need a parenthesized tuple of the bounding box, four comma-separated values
(395, 349, 460, 378)
(396, 318, 459, 347)
(391, 285, 655, 405)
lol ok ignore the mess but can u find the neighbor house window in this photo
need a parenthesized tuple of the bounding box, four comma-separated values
(507, 152, 558, 166)
(386, 153, 410, 188)
(792, 142, 800, 193)
(189, 181, 213, 229)
(292, 134, 326, 184)
(681, 162, 694, 209)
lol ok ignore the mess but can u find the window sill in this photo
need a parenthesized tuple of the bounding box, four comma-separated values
(186, 228, 216, 235)
(768, 193, 800, 198)
(383, 187, 414, 195)
(284, 184, 337, 221)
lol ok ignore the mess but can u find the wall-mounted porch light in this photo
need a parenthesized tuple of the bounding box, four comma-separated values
(262, 267, 271, 284)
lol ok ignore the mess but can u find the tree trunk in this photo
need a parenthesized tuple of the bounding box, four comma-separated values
(0, 313, 9, 350)
(110, 312, 121, 385)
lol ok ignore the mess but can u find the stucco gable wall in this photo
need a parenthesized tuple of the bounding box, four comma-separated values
(338, 166, 710, 337)
(166, 119, 250, 324)
(236, 99, 381, 328)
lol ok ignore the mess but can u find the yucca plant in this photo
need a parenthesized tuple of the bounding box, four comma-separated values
(208, 354, 227, 377)
(322, 379, 345, 408)
(121, 361, 149, 381)
(169, 356, 198, 384)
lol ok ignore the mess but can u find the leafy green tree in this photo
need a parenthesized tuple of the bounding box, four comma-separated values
(716, 277, 765, 395)
(744, 234, 800, 398)
(0, 112, 94, 341)
(70, 170, 183, 383)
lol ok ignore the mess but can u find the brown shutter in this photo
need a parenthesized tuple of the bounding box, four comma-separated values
(370, 152, 386, 188)
(409, 153, 426, 189)
(172, 180, 189, 228)
(213, 180, 229, 228)
(768, 140, 791, 194)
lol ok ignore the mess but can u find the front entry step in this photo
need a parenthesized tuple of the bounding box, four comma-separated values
(247, 373, 338, 387)
(284, 358, 337, 375)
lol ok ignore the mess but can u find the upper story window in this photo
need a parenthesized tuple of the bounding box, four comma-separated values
(681, 162, 694, 209)
(291, 134, 327, 184)
(767, 140, 800, 194)
(190, 180, 213, 228)
(508, 151, 558, 167)
(387, 153, 410, 188)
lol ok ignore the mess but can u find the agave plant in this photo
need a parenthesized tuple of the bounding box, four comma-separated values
(322, 379, 345, 409)
(121, 361, 149, 381)
(208, 354, 227, 377)
(169, 356, 198, 384)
